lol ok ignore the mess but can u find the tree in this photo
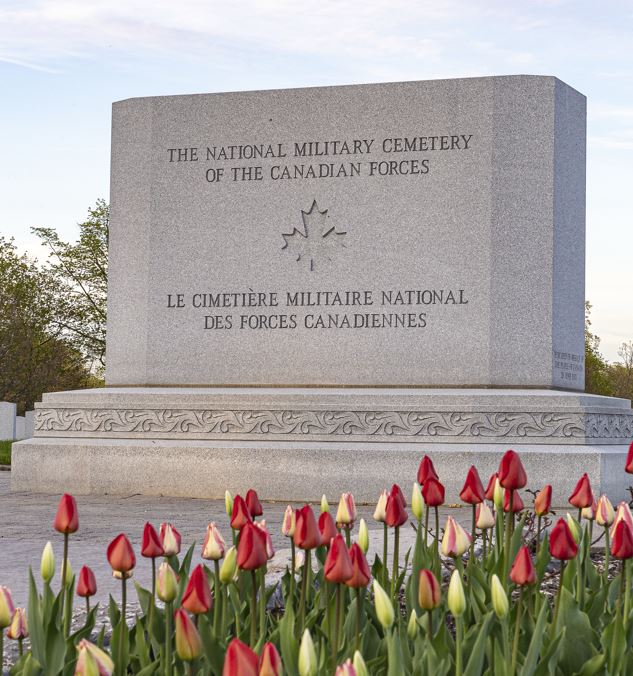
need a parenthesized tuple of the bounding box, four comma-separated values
(0, 237, 96, 415)
(584, 301, 613, 396)
(33, 200, 108, 373)
(610, 341, 633, 401)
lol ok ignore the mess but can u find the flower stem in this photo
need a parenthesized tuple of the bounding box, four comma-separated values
(250, 569, 258, 647)
(424, 508, 429, 547)
(383, 523, 388, 588)
(553, 560, 566, 628)
(391, 526, 400, 599)
(505, 491, 514, 576)
(624, 560, 631, 628)
(165, 600, 173, 676)
(455, 616, 463, 676)
(427, 609, 433, 638)
(299, 549, 310, 635)
(213, 559, 222, 637)
(345, 528, 351, 548)
(259, 566, 267, 640)
(434, 507, 439, 549)
(355, 588, 362, 652)
(537, 516, 542, 553)
(18, 637, 23, 656)
(86, 596, 90, 616)
(290, 539, 296, 606)
(333, 583, 343, 666)
(121, 576, 127, 621)
(470, 504, 476, 563)
(511, 589, 523, 676)
(60, 532, 69, 624)
(604, 526, 611, 585)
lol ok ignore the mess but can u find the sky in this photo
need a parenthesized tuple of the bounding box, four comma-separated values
(0, 0, 631, 361)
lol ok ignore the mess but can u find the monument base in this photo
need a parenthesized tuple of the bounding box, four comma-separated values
(11, 387, 633, 505)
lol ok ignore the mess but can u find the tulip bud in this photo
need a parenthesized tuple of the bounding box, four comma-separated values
(65, 559, 74, 586)
(407, 610, 419, 639)
(225, 490, 233, 516)
(417, 455, 439, 484)
(160, 523, 182, 556)
(358, 518, 369, 554)
(422, 477, 445, 507)
(202, 522, 226, 561)
(510, 546, 536, 585)
(596, 495, 615, 527)
(503, 489, 524, 514)
(385, 484, 408, 527)
(324, 534, 354, 584)
(6, 607, 28, 640)
(141, 522, 164, 558)
(346, 543, 371, 589)
(258, 642, 283, 676)
(626, 440, 633, 474)
(336, 493, 356, 528)
(157, 562, 178, 602)
(53, 493, 79, 534)
(293, 505, 321, 550)
(77, 566, 97, 598)
(223, 638, 259, 675)
(298, 629, 317, 676)
(493, 477, 504, 509)
(373, 490, 388, 523)
(353, 651, 369, 676)
(582, 500, 597, 521)
(254, 519, 275, 560)
(373, 579, 394, 629)
(40, 541, 55, 583)
(565, 513, 581, 543)
(568, 473, 594, 509)
(220, 546, 238, 583)
(0, 587, 15, 629)
(107, 533, 136, 575)
(282, 505, 296, 537)
(484, 472, 498, 501)
(534, 485, 552, 516)
(490, 574, 508, 618)
(418, 569, 441, 609)
(611, 502, 633, 538)
(182, 564, 213, 614)
(321, 494, 329, 513)
(245, 488, 263, 517)
(476, 502, 495, 530)
(294, 550, 305, 570)
(175, 608, 203, 661)
(441, 516, 471, 557)
(318, 511, 338, 547)
(459, 466, 485, 505)
(549, 518, 579, 560)
(447, 569, 466, 617)
(237, 522, 269, 570)
(75, 639, 114, 676)
(611, 520, 633, 559)
(335, 661, 356, 676)
(412, 482, 424, 520)
(498, 450, 527, 490)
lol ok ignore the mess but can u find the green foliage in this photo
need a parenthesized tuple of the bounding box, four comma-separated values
(0, 439, 11, 464)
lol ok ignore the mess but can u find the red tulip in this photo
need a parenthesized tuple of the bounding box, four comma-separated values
(53, 493, 78, 534)
(385, 484, 408, 527)
(503, 489, 524, 513)
(141, 522, 164, 558)
(182, 564, 213, 614)
(107, 534, 136, 574)
(417, 455, 438, 484)
(318, 511, 338, 547)
(510, 546, 536, 585)
(254, 520, 275, 560)
(222, 638, 258, 676)
(549, 518, 578, 560)
(76, 566, 97, 598)
(345, 543, 371, 588)
(534, 485, 552, 516)
(324, 534, 354, 584)
(498, 450, 527, 490)
(259, 642, 283, 676)
(245, 489, 263, 517)
(418, 569, 441, 609)
(237, 522, 268, 570)
(568, 473, 594, 509)
(484, 472, 498, 501)
(626, 440, 633, 474)
(174, 608, 202, 661)
(160, 523, 182, 556)
(422, 477, 445, 507)
(231, 495, 253, 530)
(611, 520, 633, 559)
(459, 466, 485, 504)
(293, 505, 321, 550)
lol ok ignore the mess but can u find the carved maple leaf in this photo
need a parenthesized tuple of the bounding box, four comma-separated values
(281, 200, 347, 271)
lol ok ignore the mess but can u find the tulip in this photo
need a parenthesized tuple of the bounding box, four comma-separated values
(298, 629, 317, 676)
(476, 502, 495, 530)
(244, 488, 263, 517)
(353, 651, 369, 676)
(254, 520, 275, 560)
(412, 482, 424, 520)
(358, 518, 369, 554)
(373, 579, 394, 628)
(75, 639, 114, 676)
(418, 569, 441, 610)
(626, 440, 633, 474)
(569, 473, 594, 513)
(422, 477, 445, 548)
(612, 502, 633, 537)
(373, 490, 388, 522)
(107, 533, 135, 617)
(0, 587, 15, 628)
(510, 546, 536, 585)
(231, 495, 253, 531)
(222, 638, 258, 676)
(582, 499, 597, 521)
(534, 485, 552, 516)
(182, 564, 213, 614)
(325, 534, 353, 584)
(54, 493, 79, 534)
(346, 544, 371, 588)
(460, 466, 485, 504)
(293, 505, 321, 550)
(202, 522, 226, 561)
(385, 486, 408, 528)
(160, 523, 182, 557)
(141, 522, 164, 558)
(76, 566, 97, 612)
(259, 642, 283, 676)
(7, 607, 28, 641)
(611, 520, 633, 559)
(157, 562, 178, 602)
(318, 511, 338, 547)
(492, 477, 504, 509)
(503, 489, 524, 513)
(336, 659, 357, 676)
(321, 494, 329, 513)
(596, 495, 615, 527)
(237, 522, 268, 571)
(447, 570, 466, 616)
(40, 541, 55, 583)
(64, 559, 74, 587)
(336, 492, 357, 532)
(225, 490, 233, 516)
(417, 455, 439, 484)
(490, 574, 508, 618)
(441, 516, 471, 558)
(484, 472, 498, 501)
(175, 608, 203, 662)
(220, 546, 238, 583)
(550, 518, 578, 560)
(565, 513, 581, 544)
(281, 505, 296, 537)
(498, 450, 527, 490)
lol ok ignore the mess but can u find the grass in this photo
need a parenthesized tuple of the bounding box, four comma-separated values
(0, 440, 11, 465)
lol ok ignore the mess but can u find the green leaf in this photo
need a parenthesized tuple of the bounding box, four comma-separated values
(463, 612, 493, 676)
(556, 588, 595, 673)
(108, 594, 121, 628)
(535, 535, 551, 582)
(520, 599, 549, 676)
(27, 568, 46, 666)
(111, 618, 130, 675)
(534, 629, 565, 676)
(279, 603, 299, 676)
(198, 614, 226, 674)
(573, 653, 605, 676)
(386, 627, 404, 676)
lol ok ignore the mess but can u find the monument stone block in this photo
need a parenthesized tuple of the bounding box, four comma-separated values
(0, 402, 16, 441)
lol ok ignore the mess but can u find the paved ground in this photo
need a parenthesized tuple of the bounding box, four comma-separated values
(0, 472, 473, 610)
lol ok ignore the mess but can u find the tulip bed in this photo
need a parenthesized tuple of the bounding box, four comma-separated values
(2, 446, 633, 675)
